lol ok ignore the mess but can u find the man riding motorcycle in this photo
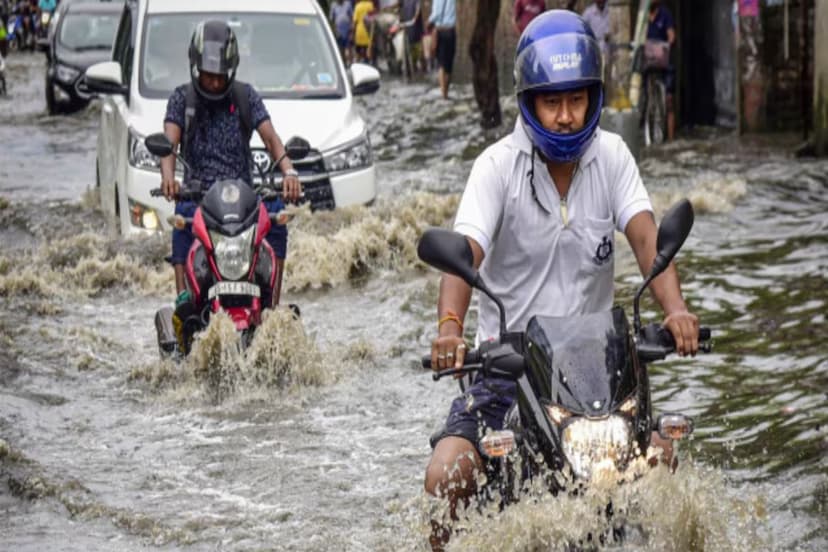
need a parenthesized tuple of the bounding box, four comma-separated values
(423, 10, 699, 550)
(158, 20, 302, 312)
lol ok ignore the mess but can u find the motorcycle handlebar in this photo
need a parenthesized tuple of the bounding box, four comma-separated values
(637, 324, 712, 362)
(150, 188, 203, 202)
(150, 187, 303, 203)
(421, 349, 481, 372)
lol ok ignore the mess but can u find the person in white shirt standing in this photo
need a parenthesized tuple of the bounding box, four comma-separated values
(423, 10, 699, 551)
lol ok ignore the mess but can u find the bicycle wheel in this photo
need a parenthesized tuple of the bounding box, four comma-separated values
(644, 75, 666, 146)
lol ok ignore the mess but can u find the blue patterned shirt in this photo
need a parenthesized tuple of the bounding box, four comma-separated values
(164, 83, 270, 187)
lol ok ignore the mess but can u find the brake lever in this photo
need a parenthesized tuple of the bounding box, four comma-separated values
(432, 365, 481, 381)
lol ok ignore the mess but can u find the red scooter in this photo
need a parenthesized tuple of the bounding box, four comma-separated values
(144, 132, 309, 356)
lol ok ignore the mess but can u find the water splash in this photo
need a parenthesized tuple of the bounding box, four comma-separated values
(403, 459, 771, 552)
(129, 308, 370, 404)
(285, 192, 459, 291)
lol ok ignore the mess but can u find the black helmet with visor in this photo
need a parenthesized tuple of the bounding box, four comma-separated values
(188, 20, 240, 103)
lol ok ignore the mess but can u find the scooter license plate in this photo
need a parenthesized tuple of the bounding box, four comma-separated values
(207, 281, 261, 299)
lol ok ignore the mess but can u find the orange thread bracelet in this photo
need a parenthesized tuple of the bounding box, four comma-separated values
(438, 313, 463, 333)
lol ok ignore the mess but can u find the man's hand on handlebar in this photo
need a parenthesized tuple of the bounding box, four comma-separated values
(663, 309, 699, 357)
(282, 174, 302, 202)
(431, 335, 467, 372)
(161, 174, 180, 202)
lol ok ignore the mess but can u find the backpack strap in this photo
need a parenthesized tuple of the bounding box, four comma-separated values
(182, 83, 198, 177)
(230, 80, 253, 167)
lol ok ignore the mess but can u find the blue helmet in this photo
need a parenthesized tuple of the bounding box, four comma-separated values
(514, 10, 603, 163)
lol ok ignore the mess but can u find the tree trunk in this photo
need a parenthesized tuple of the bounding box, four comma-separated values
(469, 0, 502, 129)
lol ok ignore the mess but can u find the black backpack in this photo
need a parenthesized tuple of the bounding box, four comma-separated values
(181, 81, 254, 179)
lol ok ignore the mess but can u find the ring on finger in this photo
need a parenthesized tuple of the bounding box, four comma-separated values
(457, 343, 466, 350)
(437, 354, 445, 360)
(446, 352, 454, 360)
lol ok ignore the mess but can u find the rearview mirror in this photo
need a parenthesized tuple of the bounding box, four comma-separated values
(84, 61, 128, 96)
(632, 198, 695, 333)
(417, 228, 477, 287)
(144, 133, 174, 158)
(652, 199, 694, 277)
(284, 136, 311, 161)
(349, 63, 380, 96)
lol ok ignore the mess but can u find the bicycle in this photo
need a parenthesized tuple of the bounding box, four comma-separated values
(639, 39, 670, 147)
(642, 67, 667, 146)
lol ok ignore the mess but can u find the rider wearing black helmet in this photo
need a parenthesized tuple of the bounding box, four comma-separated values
(160, 20, 302, 309)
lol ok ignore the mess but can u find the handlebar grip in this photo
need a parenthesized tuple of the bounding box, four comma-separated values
(421, 349, 481, 370)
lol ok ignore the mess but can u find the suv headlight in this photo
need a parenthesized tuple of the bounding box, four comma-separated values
(128, 127, 161, 170)
(323, 135, 372, 174)
(55, 64, 80, 84)
(210, 226, 255, 280)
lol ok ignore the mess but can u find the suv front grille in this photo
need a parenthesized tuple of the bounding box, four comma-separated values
(251, 148, 335, 211)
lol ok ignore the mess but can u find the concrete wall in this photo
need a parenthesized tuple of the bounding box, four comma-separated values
(815, 0, 828, 154)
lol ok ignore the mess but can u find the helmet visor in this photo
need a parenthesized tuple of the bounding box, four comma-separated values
(200, 40, 233, 75)
(515, 32, 602, 95)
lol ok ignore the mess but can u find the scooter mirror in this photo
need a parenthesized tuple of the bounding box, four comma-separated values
(417, 228, 477, 287)
(650, 199, 694, 278)
(284, 136, 311, 161)
(145, 133, 174, 158)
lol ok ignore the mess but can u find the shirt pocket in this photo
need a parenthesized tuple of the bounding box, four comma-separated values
(578, 215, 615, 275)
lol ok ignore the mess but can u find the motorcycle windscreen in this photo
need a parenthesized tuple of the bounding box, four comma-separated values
(524, 307, 637, 417)
(200, 179, 260, 236)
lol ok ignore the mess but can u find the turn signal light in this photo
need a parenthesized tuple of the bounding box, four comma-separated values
(656, 413, 694, 441)
(166, 214, 188, 230)
(479, 430, 515, 458)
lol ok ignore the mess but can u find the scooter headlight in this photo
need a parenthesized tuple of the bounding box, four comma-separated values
(210, 226, 255, 280)
(561, 416, 634, 481)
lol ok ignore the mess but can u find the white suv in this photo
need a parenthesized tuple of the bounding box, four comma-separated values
(84, 0, 380, 234)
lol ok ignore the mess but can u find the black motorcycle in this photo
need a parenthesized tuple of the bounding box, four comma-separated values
(419, 199, 710, 505)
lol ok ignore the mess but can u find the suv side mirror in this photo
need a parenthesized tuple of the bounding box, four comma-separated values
(349, 63, 380, 96)
(84, 61, 128, 96)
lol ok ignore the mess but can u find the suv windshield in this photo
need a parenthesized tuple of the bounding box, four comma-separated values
(59, 13, 119, 51)
(140, 12, 345, 99)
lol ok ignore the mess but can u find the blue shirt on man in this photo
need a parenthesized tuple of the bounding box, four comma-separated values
(646, 5, 674, 42)
(164, 83, 270, 187)
(428, 0, 456, 28)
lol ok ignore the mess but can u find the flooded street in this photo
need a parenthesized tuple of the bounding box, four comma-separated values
(1, 52, 826, 551)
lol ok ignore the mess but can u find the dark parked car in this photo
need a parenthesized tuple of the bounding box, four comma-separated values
(44, 0, 121, 114)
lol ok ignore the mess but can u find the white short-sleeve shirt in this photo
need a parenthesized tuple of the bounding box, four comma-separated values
(454, 120, 652, 342)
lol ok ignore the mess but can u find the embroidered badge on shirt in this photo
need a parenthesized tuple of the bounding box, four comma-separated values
(593, 235, 613, 265)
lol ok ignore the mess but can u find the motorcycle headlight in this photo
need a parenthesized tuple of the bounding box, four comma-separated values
(323, 136, 372, 174)
(561, 416, 634, 481)
(128, 128, 161, 170)
(210, 226, 255, 280)
(55, 64, 80, 84)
